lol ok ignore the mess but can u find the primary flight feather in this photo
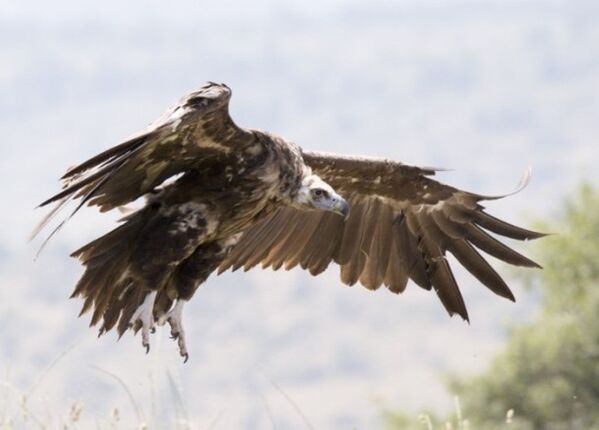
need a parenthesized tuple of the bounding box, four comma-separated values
(35, 82, 545, 361)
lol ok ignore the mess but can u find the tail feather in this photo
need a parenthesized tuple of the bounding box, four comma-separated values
(101, 281, 134, 333)
(116, 287, 145, 337)
(71, 208, 152, 335)
(89, 260, 130, 327)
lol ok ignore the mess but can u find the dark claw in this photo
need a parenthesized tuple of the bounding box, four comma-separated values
(144, 343, 150, 354)
(183, 353, 189, 363)
(170, 332, 179, 340)
(150, 327, 156, 334)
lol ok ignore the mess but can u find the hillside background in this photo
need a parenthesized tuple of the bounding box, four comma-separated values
(1, 0, 599, 428)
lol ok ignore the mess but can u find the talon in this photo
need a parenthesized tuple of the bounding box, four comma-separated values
(150, 327, 156, 334)
(130, 291, 157, 354)
(161, 300, 188, 360)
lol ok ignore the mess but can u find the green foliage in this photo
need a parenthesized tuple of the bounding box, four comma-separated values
(384, 184, 599, 430)
(450, 184, 599, 430)
(382, 396, 498, 430)
(382, 409, 438, 430)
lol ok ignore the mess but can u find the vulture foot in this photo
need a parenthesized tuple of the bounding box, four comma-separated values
(130, 291, 157, 353)
(158, 299, 189, 362)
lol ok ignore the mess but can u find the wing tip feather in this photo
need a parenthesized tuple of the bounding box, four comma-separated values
(473, 165, 533, 201)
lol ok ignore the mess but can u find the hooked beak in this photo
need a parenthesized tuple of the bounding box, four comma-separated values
(331, 197, 350, 219)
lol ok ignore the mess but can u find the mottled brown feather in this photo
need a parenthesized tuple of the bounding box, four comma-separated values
(34, 83, 254, 243)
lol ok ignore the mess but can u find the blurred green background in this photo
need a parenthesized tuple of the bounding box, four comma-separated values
(384, 185, 599, 429)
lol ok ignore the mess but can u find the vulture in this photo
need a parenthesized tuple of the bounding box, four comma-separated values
(34, 82, 545, 361)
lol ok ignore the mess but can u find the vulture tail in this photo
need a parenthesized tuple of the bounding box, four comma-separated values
(70, 207, 158, 338)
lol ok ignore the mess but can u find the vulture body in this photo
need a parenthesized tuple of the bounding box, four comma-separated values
(35, 82, 545, 360)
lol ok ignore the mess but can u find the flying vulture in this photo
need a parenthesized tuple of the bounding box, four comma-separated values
(35, 82, 545, 361)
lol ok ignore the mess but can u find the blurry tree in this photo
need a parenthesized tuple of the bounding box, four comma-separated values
(384, 184, 599, 430)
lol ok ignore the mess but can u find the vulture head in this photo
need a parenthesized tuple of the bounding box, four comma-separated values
(294, 173, 349, 218)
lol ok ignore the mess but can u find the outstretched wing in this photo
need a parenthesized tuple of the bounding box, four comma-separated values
(219, 151, 545, 321)
(34, 82, 254, 241)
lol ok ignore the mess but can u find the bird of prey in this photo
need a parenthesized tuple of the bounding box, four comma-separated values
(35, 82, 545, 361)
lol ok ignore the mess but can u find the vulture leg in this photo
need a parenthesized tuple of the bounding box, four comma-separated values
(158, 299, 188, 362)
(130, 291, 157, 353)
(155, 237, 238, 362)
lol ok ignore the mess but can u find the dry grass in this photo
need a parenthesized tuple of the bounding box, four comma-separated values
(0, 348, 316, 429)
(0, 344, 160, 429)
(383, 395, 517, 430)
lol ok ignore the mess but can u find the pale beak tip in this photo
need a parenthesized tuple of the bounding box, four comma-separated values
(335, 199, 350, 219)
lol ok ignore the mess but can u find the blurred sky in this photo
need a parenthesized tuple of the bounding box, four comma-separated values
(1, 0, 599, 428)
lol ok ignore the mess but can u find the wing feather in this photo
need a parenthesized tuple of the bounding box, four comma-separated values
(298, 212, 343, 271)
(260, 211, 307, 270)
(340, 198, 378, 286)
(407, 211, 468, 319)
(466, 224, 541, 268)
(393, 213, 432, 290)
(383, 233, 410, 293)
(268, 211, 321, 270)
(360, 200, 393, 289)
(218, 151, 544, 321)
(447, 240, 515, 301)
(283, 211, 328, 270)
(35, 83, 254, 244)
(230, 209, 293, 272)
(471, 210, 546, 240)
(336, 198, 368, 266)
(302, 213, 345, 276)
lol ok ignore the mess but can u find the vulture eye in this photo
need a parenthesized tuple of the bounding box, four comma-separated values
(313, 189, 328, 198)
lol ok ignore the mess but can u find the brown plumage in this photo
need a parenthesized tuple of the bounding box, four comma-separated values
(34, 82, 546, 360)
